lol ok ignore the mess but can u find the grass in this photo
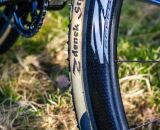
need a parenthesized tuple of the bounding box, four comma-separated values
(119, 1, 160, 129)
(0, 3, 77, 130)
(0, 0, 160, 130)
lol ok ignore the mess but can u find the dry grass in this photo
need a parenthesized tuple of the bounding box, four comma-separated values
(0, 8, 77, 130)
(118, 1, 160, 129)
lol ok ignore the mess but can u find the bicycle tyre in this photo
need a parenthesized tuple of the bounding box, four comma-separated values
(69, 0, 129, 130)
(0, 7, 19, 54)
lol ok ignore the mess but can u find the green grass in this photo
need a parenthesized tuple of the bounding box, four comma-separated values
(0, 4, 77, 130)
(118, 1, 160, 128)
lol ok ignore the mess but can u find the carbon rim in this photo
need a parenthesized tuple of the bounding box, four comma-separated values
(85, 0, 129, 129)
(85, 0, 160, 129)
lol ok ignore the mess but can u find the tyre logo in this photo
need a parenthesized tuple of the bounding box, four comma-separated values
(72, 24, 81, 74)
(74, 0, 84, 19)
(91, 0, 112, 64)
(72, 0, 84, 75)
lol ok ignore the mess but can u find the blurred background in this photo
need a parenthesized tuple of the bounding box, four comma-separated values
(0, 0, 160, 130)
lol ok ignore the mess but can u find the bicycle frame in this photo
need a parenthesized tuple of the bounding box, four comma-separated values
(145, 0, 160, 4)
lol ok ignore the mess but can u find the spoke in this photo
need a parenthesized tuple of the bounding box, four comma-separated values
(115, 60, 160, 63)
(130, 118, 160, 130)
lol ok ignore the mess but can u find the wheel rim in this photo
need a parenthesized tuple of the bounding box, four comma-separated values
(86, 0, 129, 129)
(87, 0, 160, 129)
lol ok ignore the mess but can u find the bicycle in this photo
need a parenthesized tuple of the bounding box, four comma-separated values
(0, 0, 160, 130)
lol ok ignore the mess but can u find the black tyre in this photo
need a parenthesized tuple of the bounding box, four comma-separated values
(0, 6, 19, 54)
(69, 0, 129, 130)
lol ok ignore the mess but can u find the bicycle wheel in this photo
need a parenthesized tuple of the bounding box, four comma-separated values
(69, 0, 129, 129)
(0, 6, 19, 54)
